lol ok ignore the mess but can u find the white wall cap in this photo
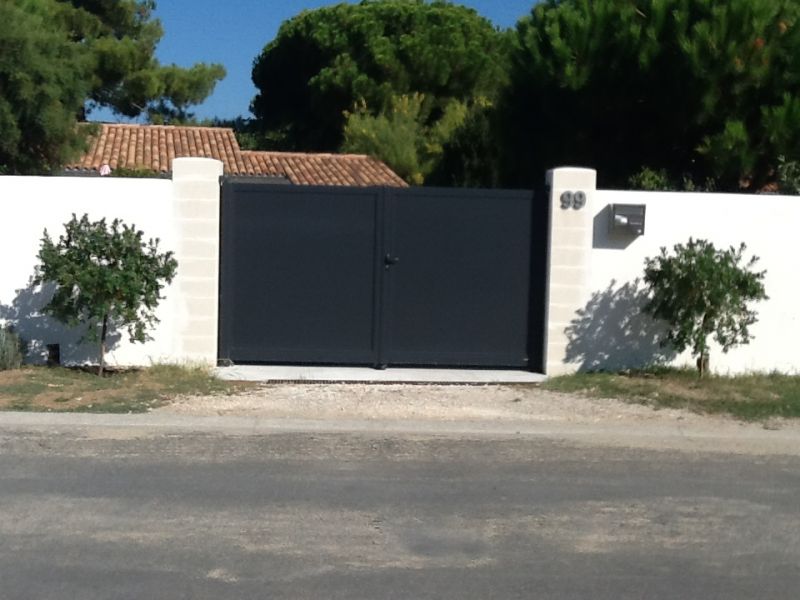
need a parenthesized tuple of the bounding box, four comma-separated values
(172, 158, 224, 180)
(546, 167, 598, 189)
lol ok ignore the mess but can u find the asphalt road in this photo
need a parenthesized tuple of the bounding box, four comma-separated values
(1, 419, 799, 599)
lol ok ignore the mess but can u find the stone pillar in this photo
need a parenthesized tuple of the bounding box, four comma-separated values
(544, 167, 597, 376)
(171, 158, 224, 365)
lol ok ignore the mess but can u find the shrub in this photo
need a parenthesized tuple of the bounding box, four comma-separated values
(777, 156, 800, 195)
(0, 327, 24, 371)
(35, 214, 178, 376)
(108, 167, 164, 178)
(629, 167, 718, 192)
(628, 167, 673, 191)
(643, 239, 768, 377)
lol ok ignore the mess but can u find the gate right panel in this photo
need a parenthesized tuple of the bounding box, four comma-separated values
(381, 188, 535, 368)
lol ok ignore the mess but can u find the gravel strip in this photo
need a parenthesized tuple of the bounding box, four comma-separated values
(159, 383, 726, 427)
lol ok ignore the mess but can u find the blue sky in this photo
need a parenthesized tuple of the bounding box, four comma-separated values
(89, 0, 536, 123)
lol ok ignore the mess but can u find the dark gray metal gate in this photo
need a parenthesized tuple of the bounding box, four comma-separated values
(219, 180, 547, 370)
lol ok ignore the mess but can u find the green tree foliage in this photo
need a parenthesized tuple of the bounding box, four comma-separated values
(108, 166, 164, 178)
(0, 0, 225, 173)
(430, 99, 503, 187)
(35, 214, 178, 376)
(627, 168, 674, 192)
(251, 0, 509, 152)
(0, 0, 92, 174)
(500, 0, 800, 190)
(57, 0, 226, 121)
(777, 156, 800, 194)
(212, 117, 263, 151)
(342, 94, 468, 185)
(643, 239, 768, 377)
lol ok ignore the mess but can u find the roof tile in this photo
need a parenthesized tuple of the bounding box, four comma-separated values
(238, 151, 408, 187)
(67, 124, 407, 187)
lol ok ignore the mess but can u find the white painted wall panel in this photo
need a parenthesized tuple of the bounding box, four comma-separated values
(0, 176, 178, 366)
(588, 190, 800, 374)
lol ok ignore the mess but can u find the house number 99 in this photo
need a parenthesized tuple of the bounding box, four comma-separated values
(560, 191, 587, 210)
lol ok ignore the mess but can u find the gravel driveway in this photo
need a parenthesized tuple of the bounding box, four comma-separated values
(154, 383, 800, 455)
(161, 383, 715, 425)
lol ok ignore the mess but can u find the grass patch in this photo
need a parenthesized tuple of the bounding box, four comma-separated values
(543, 368, 800, 421)
(0, 365, 251, 414)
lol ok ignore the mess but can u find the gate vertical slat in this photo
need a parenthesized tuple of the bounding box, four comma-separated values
(372, 186, 388, 368)
(218, 179, 236, 364)
(526, 185, 550, 373)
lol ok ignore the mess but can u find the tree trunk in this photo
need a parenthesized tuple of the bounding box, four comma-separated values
(99, 314, 108, 377)
(696, 353, 709, 378)
(697, 318, 711, 379)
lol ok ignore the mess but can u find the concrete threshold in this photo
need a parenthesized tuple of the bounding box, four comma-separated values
(214, 365, 546, 384)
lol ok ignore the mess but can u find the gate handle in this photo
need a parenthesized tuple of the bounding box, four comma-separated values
(384, 253, 400, 268)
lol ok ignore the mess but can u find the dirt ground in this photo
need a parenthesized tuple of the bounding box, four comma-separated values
(159, 383, 734, 426)
(154, 383, 800, 456)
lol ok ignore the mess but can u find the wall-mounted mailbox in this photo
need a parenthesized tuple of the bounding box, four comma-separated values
(609, 204, 646, 236)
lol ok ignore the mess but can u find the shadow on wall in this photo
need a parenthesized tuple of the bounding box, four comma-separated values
(564, 279, 676, 372)
(0, 279, 120, 365)
(593, 205, 639, 250)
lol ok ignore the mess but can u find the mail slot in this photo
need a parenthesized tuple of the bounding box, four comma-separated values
(609, 204, 646, 236)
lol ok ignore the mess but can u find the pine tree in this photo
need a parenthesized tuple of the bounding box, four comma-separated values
(251, 0, 509, 151)
(500, 0, 800, 190)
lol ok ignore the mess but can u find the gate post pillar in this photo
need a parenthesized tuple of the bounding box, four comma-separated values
(172, 157, 224, 365)
(543, 167, 596, 376)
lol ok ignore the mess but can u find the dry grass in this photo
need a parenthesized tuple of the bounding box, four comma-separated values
(0, 365, 253, 413)
(543, 368, 800, 421)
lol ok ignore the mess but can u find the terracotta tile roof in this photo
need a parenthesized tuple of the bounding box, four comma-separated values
(67, 124, 245, 174)
(239, 151, 408, 187)
(66, 123, 407, 187)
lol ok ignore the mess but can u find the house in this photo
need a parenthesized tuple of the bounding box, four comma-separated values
(65, 123, 408, 187)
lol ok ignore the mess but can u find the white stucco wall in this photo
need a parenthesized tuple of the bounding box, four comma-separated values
(585, 189, 800, 374)
(3, 165, 796, 374)
(0, 159, 223, 368)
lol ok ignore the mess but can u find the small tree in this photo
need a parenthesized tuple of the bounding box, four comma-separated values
(35, 214, 178, 376)
(642, 239, 767, 377)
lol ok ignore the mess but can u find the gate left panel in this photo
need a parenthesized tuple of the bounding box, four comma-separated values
(219, 182, 382, 365)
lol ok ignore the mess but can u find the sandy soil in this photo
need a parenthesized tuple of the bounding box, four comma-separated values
(160, 383, 725, 426)
(150, 383, 800, 456)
